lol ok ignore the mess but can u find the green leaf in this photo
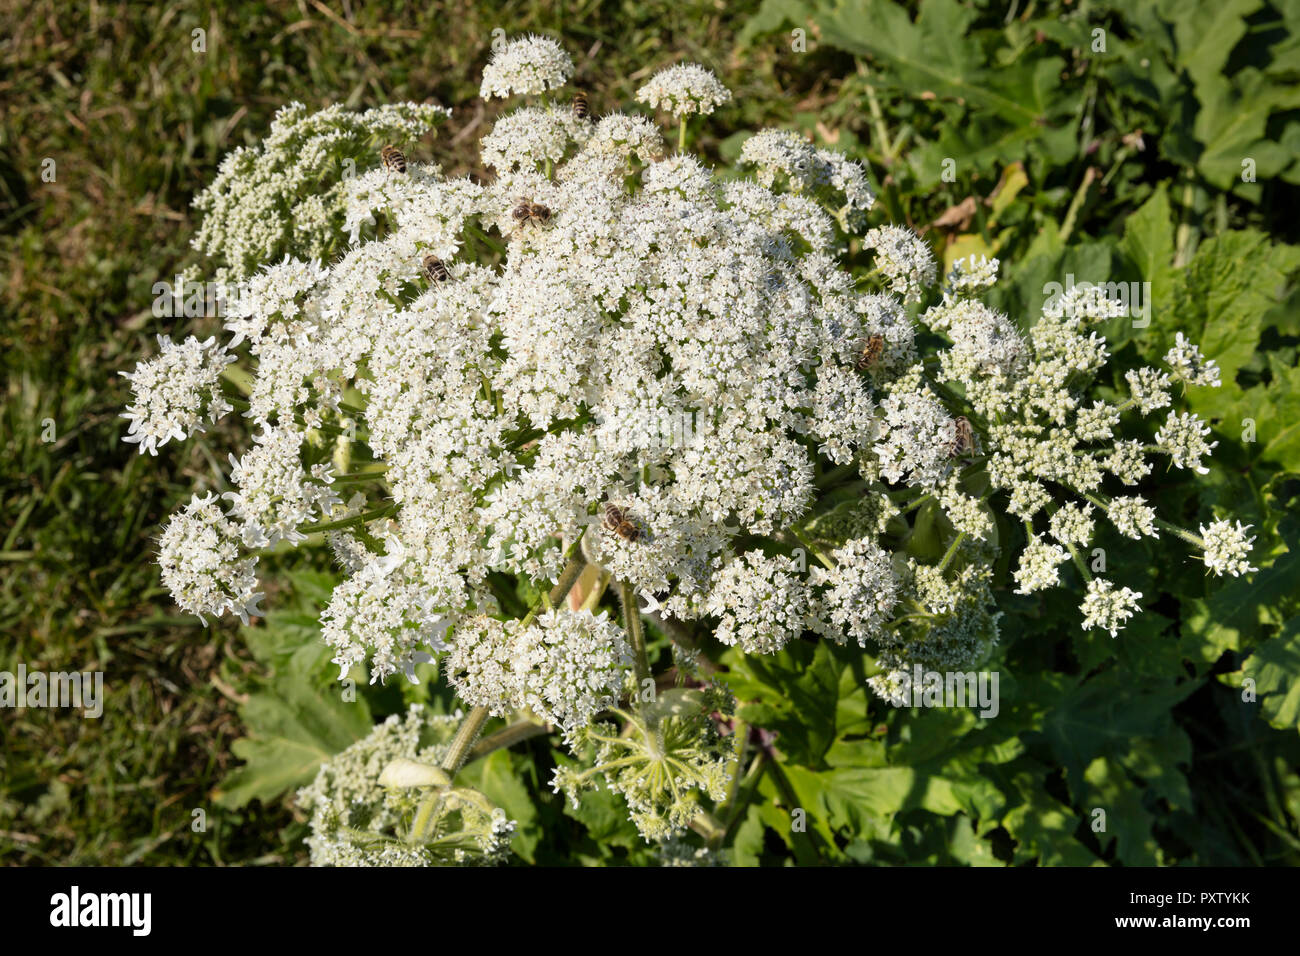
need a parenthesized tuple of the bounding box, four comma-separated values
(1120, 182, 1175, 309)
(1030, 672, 1197, 799)
(1183, 522, 1300, 660)
(214, 680, 372, 808)
(1232, 615, 1300, 734)
(459, 747, 541, 863)
(814, 0, 1050, 124)
(1083, 757, 1161, 866)
(722, 641, 846, 763)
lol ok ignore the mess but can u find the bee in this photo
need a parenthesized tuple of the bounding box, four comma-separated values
(856, 334, 885, 371)
(602, 503, 641, 542)
(572, 90, 590, 120)
(422, 254, 449, 282)
(947, 416, 976, 457)
(512, 198, 551, 226)
(380, 144, 407, 174)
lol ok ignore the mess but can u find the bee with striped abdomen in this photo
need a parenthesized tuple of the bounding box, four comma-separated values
(512, 198, 551, 226)
(422, 255, 448, 282)
(380, 144, 406, 174)
(947, 416, 976, 457)
(602, 503, 640, 542)
(856, 334, 885, 371)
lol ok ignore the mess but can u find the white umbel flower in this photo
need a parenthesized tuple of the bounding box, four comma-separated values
(1199, 519, 1258, 577)
(1079, 578, 1142, 636)
(809, 537, 899, 646)
(1108, 496, 1158, 539)
(1125, 367, 1173, 414)
(1048, 501, 1094, 547)
(120, 334, 233, 455)
(1013, 534, 1068, 595)
(1155, 410, 1218, 474)
(636, 64, 732, 116)
(705, 551, 809, 654)
(157, 492, 263, 624)
(946, 254, 999, 293)
(446, 610, 632, 731)
(1164, 332, 1222, 388)
(480, 34, 574, 99)
(481, 106, 578, 171)
(863, 226, 936, 304)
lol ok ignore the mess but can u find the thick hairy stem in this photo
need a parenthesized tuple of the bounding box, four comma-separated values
(617, 580, 652, 694)
(467, 718, 551, 762)
(688, 809, 726, 845)
(440, 705, 491, 776)
(786, 528, 835, 570)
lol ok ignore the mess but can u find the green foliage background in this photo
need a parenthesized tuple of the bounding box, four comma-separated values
(2, 0, 1298, 865)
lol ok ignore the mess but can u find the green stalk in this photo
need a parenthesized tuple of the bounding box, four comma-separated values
(467, 719, 551, 762)
(299, 504, 396, 535)
(937, 531, 967, 572)
(331, 467, 388, 485)
(788, 527, 835, 570)
(439, 705, 491, 776)
(1066, 543, 1093, 582)
(618, 580, 652, 695)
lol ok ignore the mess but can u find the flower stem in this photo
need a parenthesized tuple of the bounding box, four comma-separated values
(467, 718, 551, 763)
(937, 531, 967, 572)
(617, 580, 652, 694)
(688, 809, 726, 845)
(331, 467, 388, 484)
(1066, 543, 1093, 582)
(1154, 517, 1204, 547)
(787, 527, 835, 570)
(439, 705, 491, 776)
(521, 538, 587, 629)
(298, 504, 395, 535)
(467, 221, 507, 256)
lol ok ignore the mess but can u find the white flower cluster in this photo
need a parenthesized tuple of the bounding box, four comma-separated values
(1079, 578, 1143, 637)
(1198, 519, 1258, 577)
(191, 101, 450, 280)
(120, 334, 232, 456)
(157, 493, 263, 624)
(809, 536, 899, 647)
(445, 610, 632, 731)
(739, 128, 875, 224)
(705, 551, 809, 654)
(635, 63, 732, 116)
(480, 35, 575, 99)
(864, 226, 937, 303)
(1165, 332, 1222, 388)
(129, 36, 1258, 854)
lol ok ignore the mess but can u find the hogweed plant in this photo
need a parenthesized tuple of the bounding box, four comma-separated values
(121, 35, 1254, 864)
